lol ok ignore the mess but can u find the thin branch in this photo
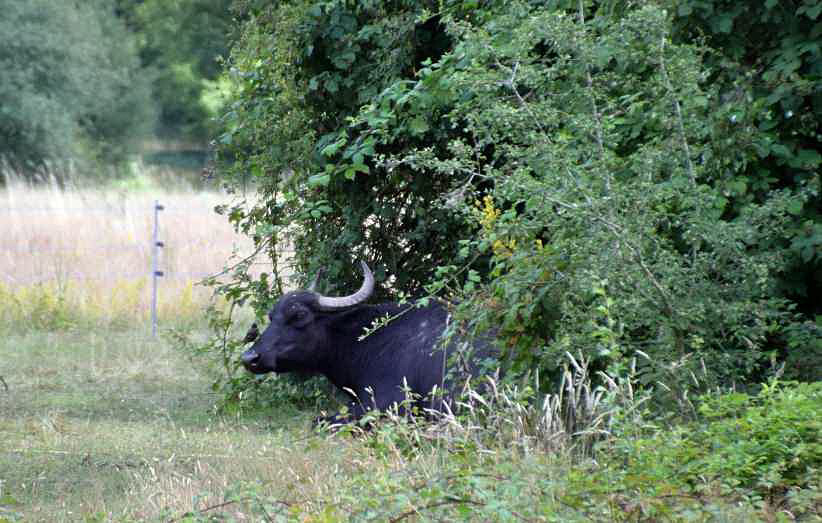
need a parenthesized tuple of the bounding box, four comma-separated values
(389, 497, 484, 523)
(220, 300, 237, 377)
(484, 45, 550, 141)
(658, 29, 696, 186)
(196, 236, 273, 285)
(539, 191, 676, 318)
(167, 496, 293, 523)
(168, 499, 241, 521)
(577, 0, 609, 194)
(594, 218, 676, 319)
(505, 60, 546, 135)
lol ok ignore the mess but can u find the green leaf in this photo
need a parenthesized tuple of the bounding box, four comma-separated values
(717, 14, 734, 34)
(255, 223, 275, 237)
(799, 3, 822, 19)
(728, 178, 748, 195)
(759, 118, 778, 131)
(409, 116, 430, 135)
(796, 148, 822, 168)
(343, 162, 369, 179)
(308, 173, 331, 187)
(770, 143, 792, 158)
(787, 199, 804, 215)
(321, 141, 343, 157)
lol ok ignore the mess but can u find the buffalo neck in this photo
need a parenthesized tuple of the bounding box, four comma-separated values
(314, 302, 421, 389)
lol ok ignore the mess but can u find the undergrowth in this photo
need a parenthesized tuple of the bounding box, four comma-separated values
(170, 357, 822, 522)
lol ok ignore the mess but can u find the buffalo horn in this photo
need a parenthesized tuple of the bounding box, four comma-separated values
(315, 261, 374, 310)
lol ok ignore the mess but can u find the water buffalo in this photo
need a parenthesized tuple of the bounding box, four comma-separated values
(241, 262, 491, 423)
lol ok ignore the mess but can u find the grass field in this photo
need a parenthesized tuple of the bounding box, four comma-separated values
(0, 327, 522, 521)
(1, 180, 817, 522)
(0, 179, 345, 521)
(0, 177, 270, 329)
(0, 326, 270, 520)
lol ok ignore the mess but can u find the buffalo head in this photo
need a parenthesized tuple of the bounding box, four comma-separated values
(241, 261, 375, 375)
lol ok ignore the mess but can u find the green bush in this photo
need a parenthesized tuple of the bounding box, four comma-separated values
(174, 375, 821, 522)
(213, 0, 819, 407)
(398, 3, 808, 390)
(669, 0, 822, 312)
(610, 381, 822, 512)
(217, 0, 469, 299)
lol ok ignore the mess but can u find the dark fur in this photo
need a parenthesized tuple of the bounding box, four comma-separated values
(241, 291, 488, 422)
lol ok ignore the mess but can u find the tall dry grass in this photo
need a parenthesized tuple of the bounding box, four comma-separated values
(0, 174, 268, 327)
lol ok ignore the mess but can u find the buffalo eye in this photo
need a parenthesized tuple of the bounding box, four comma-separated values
(287, 306, 311, 326)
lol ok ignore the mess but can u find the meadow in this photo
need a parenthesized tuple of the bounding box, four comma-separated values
(0, 175, 291, 519)
(1, 176, 819, 522)
(0, 174, 266, 329)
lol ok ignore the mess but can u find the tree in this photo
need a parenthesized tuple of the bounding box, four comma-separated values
(0, 0, 154, 173)
(119, 0, 234, 142)
(217, 0, 469, 299)
(666, 0, 822, 346)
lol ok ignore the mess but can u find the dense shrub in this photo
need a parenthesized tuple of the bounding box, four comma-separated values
(173, 377, 820, 522)
(407, 3, 806, 390)
(608, 381, 822, 517)
(214, 0, 817, 403)
(217, 0, 469, 300)
(668, 0, 822, 313)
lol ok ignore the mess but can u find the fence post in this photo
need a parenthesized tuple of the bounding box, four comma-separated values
(151, 200, 164, 336)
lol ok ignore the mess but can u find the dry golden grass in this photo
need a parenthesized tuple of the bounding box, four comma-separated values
(0, 176, 270, 325)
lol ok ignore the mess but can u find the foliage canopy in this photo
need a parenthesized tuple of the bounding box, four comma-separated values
(214, 0, 821, 403)
(119, 0, 234, 141)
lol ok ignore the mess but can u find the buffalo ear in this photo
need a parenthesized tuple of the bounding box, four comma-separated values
(242, 323, 259, 343)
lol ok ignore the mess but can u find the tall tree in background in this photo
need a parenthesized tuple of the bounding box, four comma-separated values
(0, 0, 154, 173)
(120, 0, 234, 143)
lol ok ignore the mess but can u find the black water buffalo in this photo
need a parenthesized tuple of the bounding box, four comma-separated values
(241, 262, 491, 423)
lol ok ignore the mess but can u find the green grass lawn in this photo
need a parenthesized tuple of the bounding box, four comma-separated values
(0, 326, 337, 521)
(1, 325, 815, 522)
